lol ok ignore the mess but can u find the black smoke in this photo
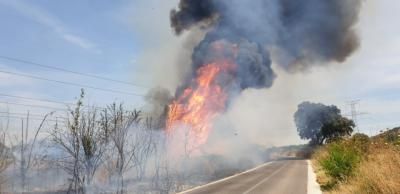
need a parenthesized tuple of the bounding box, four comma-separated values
(170, 0, 218, 35)
(171, 0, 362, 94)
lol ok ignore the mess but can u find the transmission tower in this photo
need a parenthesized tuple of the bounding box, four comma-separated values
(346, 100, 368, 133)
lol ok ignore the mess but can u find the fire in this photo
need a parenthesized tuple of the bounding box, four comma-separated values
(166, 49, 237, 151)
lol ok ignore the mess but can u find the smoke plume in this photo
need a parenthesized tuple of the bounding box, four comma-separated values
(166, 0, 363, 154)
(171, 0, 362, 92)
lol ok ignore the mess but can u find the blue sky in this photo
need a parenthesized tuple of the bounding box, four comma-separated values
(0, 0, 148, 108)
(0, 0, 159, 138)
(0, 0, 399, 145)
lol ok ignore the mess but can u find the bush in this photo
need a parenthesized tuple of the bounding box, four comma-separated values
(319, 143, 360, 182)
(350, 133, 370, 154)
(384, 130, 400, 146)
(329, 144, 400, 194)
(313, 130, 400, 193)
(325, 136, 344, 144)
(385, 131, 397, 142)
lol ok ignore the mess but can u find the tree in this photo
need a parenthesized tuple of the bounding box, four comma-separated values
(321, 117, 355, 143)
(101, 103, 143, 194)
(294, 101, 354, 145)
(51, 90, 107, 193)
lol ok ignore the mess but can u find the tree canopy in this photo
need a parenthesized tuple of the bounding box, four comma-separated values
(294, 102, 355, 145)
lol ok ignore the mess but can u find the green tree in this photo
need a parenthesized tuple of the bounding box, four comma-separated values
(321, 117, 355, 143)
(294, 102, 355, 145)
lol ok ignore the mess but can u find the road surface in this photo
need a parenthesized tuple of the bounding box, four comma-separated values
(180, 159, 309, 194)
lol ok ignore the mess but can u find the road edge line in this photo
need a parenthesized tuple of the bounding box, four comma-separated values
(177, 161, 273, 194)
(307, 160, 322, 194)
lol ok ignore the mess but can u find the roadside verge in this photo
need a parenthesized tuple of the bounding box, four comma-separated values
(307, 160, 322, 194)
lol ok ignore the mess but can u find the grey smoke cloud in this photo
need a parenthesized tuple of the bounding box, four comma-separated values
(171, 0, 362, 92)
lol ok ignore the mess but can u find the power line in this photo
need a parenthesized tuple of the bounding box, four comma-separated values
(0, 101, 68, 111)
(0, 93, 140, 113)
(0, 111, 67, 119)
(0, 55, 148, 89)
(0, 115, 62, 123)
(0, 70, 146, 97)
(0, 93, 75, 106)
(0, 101, 132, 112)
(0, 93, 109, 110)
(0, 111, 49, 118)
(0, 93, 139, 109)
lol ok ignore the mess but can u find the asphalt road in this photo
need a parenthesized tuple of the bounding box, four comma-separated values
(180, 159, 308, 194)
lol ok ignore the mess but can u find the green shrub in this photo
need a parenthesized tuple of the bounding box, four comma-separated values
(319, 143, 360, 182)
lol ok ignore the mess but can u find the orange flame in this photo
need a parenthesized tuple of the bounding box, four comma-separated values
(166, 57, 236, 151)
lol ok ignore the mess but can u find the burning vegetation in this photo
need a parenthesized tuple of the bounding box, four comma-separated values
(166, 41, 237, 150)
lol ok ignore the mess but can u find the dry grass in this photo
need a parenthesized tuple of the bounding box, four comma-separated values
(329, 143, 400, 194)
(311, 147, 333, 189)
(313, 137, 400, 194)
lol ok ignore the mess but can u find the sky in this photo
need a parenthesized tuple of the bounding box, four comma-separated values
(0, 0, 153, 138)
(0, 0, 399, 144)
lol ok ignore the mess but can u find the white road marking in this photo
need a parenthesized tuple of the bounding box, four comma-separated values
(242, 162, 289, 194)
(178, 161, 273, 194)
(307, 160, 322, 194)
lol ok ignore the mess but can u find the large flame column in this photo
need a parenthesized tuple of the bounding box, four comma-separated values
(166, 41, 238, 152)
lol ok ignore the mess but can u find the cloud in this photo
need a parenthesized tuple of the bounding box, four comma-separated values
(62, 34, 100, 53)
(0, 0, 100, 53)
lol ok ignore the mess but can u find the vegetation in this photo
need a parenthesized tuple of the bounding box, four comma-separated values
(1, 90, 259, 193)
(45, 90, 172, 193)
(320, 117, 355, 143)
(0, 132, 13, 190)
(320, 144, 359, 180)
(312, 129, 400, 194)
(51, 90, 108, 193)
(294, 102, 354, 145)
